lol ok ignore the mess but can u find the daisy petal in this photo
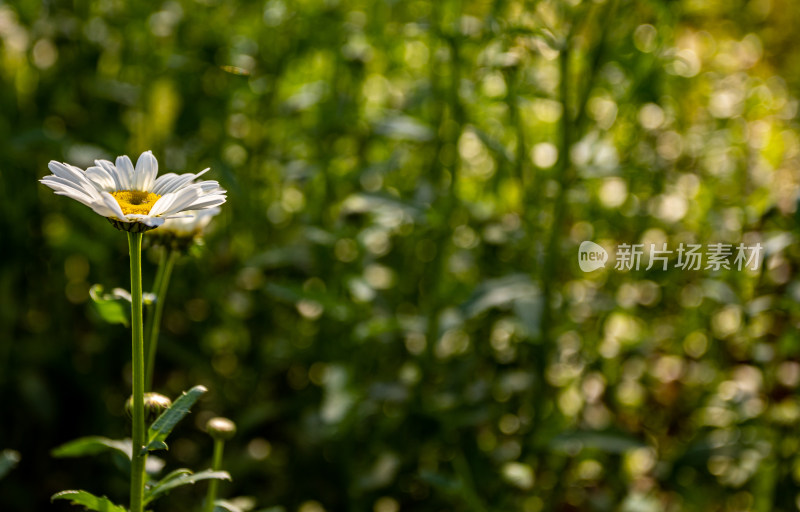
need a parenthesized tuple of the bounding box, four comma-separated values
(96, 160, 124, 190)
(100, 191, 127, 220)
(151, 173, 180, 195)
(52, 189, 98, 208)
(42, 175, 103, 202)
(85, 165, 117, 192)
(134, 150, 158, 191)
(151, 186, 201, 217)
(152, 173, 197, 195)
(115, 155, 135, 190)
(88, 202, 119, 218)
(48, 161, 87, 187)
(181, 194, 227, 211)
(147, 192, 175, 217)
(126, 214, 165, 227)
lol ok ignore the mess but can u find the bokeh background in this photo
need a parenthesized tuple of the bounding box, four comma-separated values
(2, 0, 800, 510)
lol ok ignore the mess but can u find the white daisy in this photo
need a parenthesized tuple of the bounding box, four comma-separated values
(41, 150, 227, 232)
(157, 206, 221, 239)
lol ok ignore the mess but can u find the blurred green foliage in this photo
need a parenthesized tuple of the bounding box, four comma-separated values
(2, 0, 800, 511)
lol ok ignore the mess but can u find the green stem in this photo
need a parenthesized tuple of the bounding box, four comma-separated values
(145, 248, 177, 390)
(128, 232, 147, 512)
(204, 439, 225, 512)
(143, 249, 166, 390)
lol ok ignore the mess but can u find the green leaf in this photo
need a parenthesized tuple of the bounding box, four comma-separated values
(144, 469, 230, 504)
(214, 502, 244, 512)
(52, 436, 130, 459)
(89, 285, 130, 327)
(460, 275, 540, 319)
(51, 490, 127, 512)
(550, 430, 646, 454)
(373, 115, 434, 141)
(52, 437, 165, 475)
(213, 497, 258, 512)
(0, 449, 20, 479)
(142, 385, 207, 454)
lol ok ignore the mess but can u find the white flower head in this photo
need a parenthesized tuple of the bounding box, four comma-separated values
(157, 206, 221, 239)
(41, 150, 227, 232)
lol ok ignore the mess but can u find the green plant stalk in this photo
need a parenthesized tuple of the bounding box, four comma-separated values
(142, 248, 166, 390)
(145, 248, 177, 391)
(128, 232, 147, 512)
(204, 439, 225, 512)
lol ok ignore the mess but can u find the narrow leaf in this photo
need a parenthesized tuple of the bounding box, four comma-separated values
(51, 490, 126, 512)
(460, 274, 540, 319)
(213, 497, 258, 512)
(144, 468, 191, 504)
(142, 385, 207, 454)
(213, 500, 244, 512)
(146, 467, 192, 492)
(144, 469, 230, 504)
(53, 437, 165, 475)
(51, 437, 130, 459)
(550, 430, 646, 454)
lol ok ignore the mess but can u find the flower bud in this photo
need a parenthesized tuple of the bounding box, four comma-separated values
(206, 417, 236, 441)
(125, 393, 173, 424)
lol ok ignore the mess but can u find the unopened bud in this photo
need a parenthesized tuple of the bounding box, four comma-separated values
(125, 393, 173, 424)
(206, 417, 236, 441)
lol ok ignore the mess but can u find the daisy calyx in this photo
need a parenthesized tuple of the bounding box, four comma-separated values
(41, 151, 227, 233)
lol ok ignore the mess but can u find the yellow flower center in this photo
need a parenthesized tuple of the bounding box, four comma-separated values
(111, 190, 161, 216)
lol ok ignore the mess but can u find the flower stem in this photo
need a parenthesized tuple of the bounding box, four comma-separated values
(204, 439, 225, 512)
(145, 248, 177, 391)
(143, 248, 166, 390)
(128, 232, 147, 512)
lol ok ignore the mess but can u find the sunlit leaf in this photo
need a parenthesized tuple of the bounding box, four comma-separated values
(213, 496, 258, 512)
(142, 385, 207, 454)
(214, 501, 245, 512)
(53, 436, 165, 474)
(144, 469, 230, 504)
(220, 65, 251, 76)
(373, 115, 434, 142)
(52, 436, 130, 459)
(51, 490, 126, 512)
(550, 430, 646, 454)
(461, 275, 540, 319)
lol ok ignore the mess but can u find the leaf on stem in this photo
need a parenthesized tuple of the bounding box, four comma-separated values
(214, 502, 243, 512)
(213, 497, 271, 512)
(52, 436, 165, 475)
(144, 469, 230, 504)
(51, 436, 130, 459)
(213, 500, 245, 512)
(141, 385, 208, 454)
(51, 490, 127, 512)
(213, 496, 266, 512)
